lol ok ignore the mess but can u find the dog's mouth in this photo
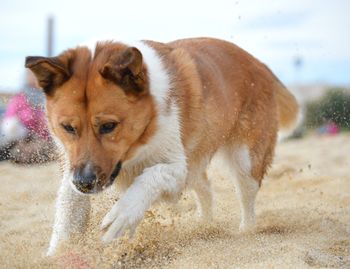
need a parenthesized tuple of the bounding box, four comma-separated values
(72, 161, 122, 194)
(103, 161, 123, 189)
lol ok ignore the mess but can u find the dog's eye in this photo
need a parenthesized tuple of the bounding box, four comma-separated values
(61, 123, 76, 134)
(99, 122, 118, 134)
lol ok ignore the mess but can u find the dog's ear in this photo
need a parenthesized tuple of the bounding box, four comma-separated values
(25, 55, 71, 95)
(100, 47, 147, 94)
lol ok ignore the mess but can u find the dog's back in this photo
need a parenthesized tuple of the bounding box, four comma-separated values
(147, 37, 299, 180)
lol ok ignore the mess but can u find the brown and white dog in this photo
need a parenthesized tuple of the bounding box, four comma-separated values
(25, 37, 299, 256)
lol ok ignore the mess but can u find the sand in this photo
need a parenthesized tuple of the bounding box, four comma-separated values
(0, 134, 349, 268)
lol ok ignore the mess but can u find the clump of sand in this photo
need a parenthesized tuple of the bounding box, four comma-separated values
(0, 134, 349, 268)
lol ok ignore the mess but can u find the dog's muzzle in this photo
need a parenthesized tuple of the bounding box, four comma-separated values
(72, 161, 122, 194)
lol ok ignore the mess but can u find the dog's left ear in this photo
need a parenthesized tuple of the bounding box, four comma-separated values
(25, 56, 71, 95)
(100, 47, 147, 94)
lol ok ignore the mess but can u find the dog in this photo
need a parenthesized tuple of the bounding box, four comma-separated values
(25, 37, 299, 256)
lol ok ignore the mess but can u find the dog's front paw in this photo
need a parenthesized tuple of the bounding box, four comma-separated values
(101, 201, 143, 244)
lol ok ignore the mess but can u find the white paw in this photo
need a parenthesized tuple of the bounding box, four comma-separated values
(101, 201, 143, 244)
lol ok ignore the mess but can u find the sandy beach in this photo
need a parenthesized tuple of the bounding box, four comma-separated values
(1, 134, 349, 268)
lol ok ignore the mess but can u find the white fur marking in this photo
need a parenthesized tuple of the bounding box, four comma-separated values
(236, 174, 259, 232)
(129, 41, 171, 109)
(122, 42, 183, 168)
(187, 161, 213, 220)
(232, 146, 259, 231)
(47, 136, 91, 256)
(216, 145, 259, 232)
(233, 145, 252, 175)
(47, 172, 90, 256)
(79, 39, 98, 58)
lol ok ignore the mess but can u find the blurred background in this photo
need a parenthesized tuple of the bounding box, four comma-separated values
(0, 0, 349, 156)
(1, 0, 349, 88)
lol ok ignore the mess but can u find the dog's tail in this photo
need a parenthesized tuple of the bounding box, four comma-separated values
(262, 63, 300, 136)
(275, 81, 300, 136)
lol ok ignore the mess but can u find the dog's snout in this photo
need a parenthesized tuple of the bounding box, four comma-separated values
(73, 163, 97, 193)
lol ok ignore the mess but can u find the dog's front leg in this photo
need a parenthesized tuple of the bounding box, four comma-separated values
(101, 162, 187, 243)
(47, 175, 90, 256)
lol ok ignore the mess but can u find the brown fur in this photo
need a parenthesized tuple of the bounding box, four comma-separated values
(158, 37, 298, 181)
(25, 37, 298, 190)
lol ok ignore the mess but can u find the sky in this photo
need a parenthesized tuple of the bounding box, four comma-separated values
(0, 0, 349, 92)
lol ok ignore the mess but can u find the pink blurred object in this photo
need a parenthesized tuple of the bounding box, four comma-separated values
(4, 93, 49, 139)
(58, 251, 91, 269)
(317, 121, 339, 135)
(326, 122, 339, 135)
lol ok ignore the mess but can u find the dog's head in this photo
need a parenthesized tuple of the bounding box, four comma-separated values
(25, 43, 157, 194)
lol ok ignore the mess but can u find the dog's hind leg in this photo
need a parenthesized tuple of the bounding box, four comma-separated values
(221, 145, 260, 232)
(47, 174, 90, 256)
(188, 166, 213, 221)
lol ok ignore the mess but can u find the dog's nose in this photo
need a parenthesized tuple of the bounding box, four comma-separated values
(72, 163, 97, 193)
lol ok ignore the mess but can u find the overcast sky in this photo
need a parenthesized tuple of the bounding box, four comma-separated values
(0, 0, 349, 92)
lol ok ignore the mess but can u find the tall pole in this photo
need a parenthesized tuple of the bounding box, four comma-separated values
(293, 55, 303, 86)
(47, 16, 54, 57)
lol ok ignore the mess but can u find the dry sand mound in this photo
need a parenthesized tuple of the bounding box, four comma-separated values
(1, 134, 349, 268)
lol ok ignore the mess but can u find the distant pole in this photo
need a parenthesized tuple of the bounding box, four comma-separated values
(47, 16, 54, 57)
(293, 55, 303, 86)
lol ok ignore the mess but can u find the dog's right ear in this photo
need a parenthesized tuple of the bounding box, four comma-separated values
(100, 47, 147, 94)
(25, 56, 71, 94)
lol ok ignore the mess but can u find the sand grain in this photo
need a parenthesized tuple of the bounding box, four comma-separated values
(0, 134, 349, 268)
